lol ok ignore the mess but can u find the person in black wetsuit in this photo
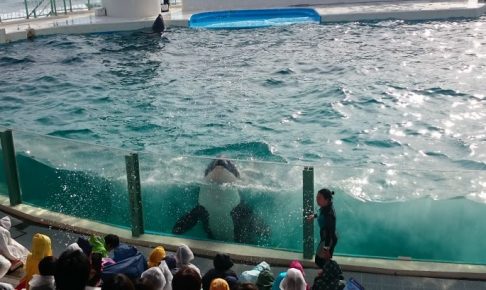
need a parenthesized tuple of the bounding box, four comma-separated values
(306, 188, 338, 267)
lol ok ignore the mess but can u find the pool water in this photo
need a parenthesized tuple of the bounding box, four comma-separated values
(0, 18, 485, 264)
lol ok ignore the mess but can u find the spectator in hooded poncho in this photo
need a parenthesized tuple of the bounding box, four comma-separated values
(17, 233, 52, 290)
(280, 269, 306, 290)
(0, 216, 29, 267)
(147, 246, 172, 290)
(141, 267, 166, 290)
(256, 269, 274, 290)
(202, 253, 237, 290)
(174, 244, 200, 277)
(272, 260, 309, 290)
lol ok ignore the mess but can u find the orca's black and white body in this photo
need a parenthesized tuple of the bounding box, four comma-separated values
(172, 158, 270, 244)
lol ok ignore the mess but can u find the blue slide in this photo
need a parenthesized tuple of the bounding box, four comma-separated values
(189, 8, 321, 29)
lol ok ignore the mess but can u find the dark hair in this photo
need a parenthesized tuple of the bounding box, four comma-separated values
(38, 256, 57, 276)
(55, 249, 90, 290)
(104, 234, 120, 250)
(134, 276, 159, 290)
(238, 283, 258, 290)
(214, 253, 234, 271)
(317, 188, 334, 201)
(88, 252, 103, 287)
(172, 267, 202, 290)
(102, 274, 135, 290)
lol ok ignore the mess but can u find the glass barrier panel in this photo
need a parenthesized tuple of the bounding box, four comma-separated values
(0, 135, 6, 197)
(139, 153, 304, 252)
(314, 165, 486, 264)
(13, 130, 131, 229)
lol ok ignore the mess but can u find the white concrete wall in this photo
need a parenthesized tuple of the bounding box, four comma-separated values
(102, 0, 160, 18)
(182, 0, 409, 13)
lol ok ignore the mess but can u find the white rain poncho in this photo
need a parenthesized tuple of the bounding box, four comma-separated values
(280, 268, 306, 290)
(175, 244, 201, 277)
(240, 261, 271, 283)
(141, 266, 166, 290)
(0, 216, 29, 263)
(158, 260, 173, 290)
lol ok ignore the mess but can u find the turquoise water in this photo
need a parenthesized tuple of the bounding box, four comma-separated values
(0, 18, 486, 263)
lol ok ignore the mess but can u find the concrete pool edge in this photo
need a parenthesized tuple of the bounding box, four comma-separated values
(0, 196, 485, 280)
(1, 1, 486, 44)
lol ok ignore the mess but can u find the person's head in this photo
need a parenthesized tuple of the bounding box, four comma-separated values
(55, 249, 90, 290)
(134, 277, 158, 290)
(165, 254, 176, 270)
(148, 246, 166, 268)
(141, 267, 166, 290)
(238, 283, 258, 290)
(289, 260, 305, 277)
(172, 266, 201, 290)
(38, 256, 57, 276)
(31, 233, 52, 259)
(214, 253, 234, 272)
(104, 234, 120, 251)
(175, 244, 194, 266)
(316, 188, 334, 207)
(102, 274, 135, 290)
(280, 268, 306, 290)
(210, 278, 230, 290)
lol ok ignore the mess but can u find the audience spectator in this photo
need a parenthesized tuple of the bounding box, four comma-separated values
(256, 268, 274, 290)
(0, 216, 29, 271)
(102, 274, 135, 290)
(29, 256, 56, 290)
(280, 269, 306, 290)
(172, 267, 201, 290)
(147, 246, 172, 290)
(272, 260, 309, 290)
(55, 249, 92, 290)
(18, 233, 52, 290)
(141, 267, 166, 290)
(175, 245, 201, 276)
(202, 253, 237, 290)
(210, 278, 230, 290)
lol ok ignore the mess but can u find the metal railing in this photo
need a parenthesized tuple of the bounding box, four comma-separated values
(0, 0, 102, 21)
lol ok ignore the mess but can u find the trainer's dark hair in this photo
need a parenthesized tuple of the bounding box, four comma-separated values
(38, 256, 57, 276)
(102, 274, 135, 290)
(172, 267, 201, 290)
(55, 249, 90, 290)
(318, 188, 335, 201)
(104, 234, 120, 250)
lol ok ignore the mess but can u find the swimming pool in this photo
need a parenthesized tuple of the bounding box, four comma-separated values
(0, 17, 485, 264)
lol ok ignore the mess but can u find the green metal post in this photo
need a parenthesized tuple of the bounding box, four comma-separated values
(125, 153, 144, 237)
(63, 0, 67, 14)
(303, 166, 314, 259)
(24, 0, 29, 19)
(0, 130, 22, 206)
(87, 0, 90, 10)
(69, 0, 72, 12)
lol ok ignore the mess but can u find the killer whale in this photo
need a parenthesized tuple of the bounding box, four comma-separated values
(172, 158, 270, 244)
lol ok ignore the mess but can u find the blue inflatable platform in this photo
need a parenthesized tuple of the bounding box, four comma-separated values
(188, 8, 321, 29)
